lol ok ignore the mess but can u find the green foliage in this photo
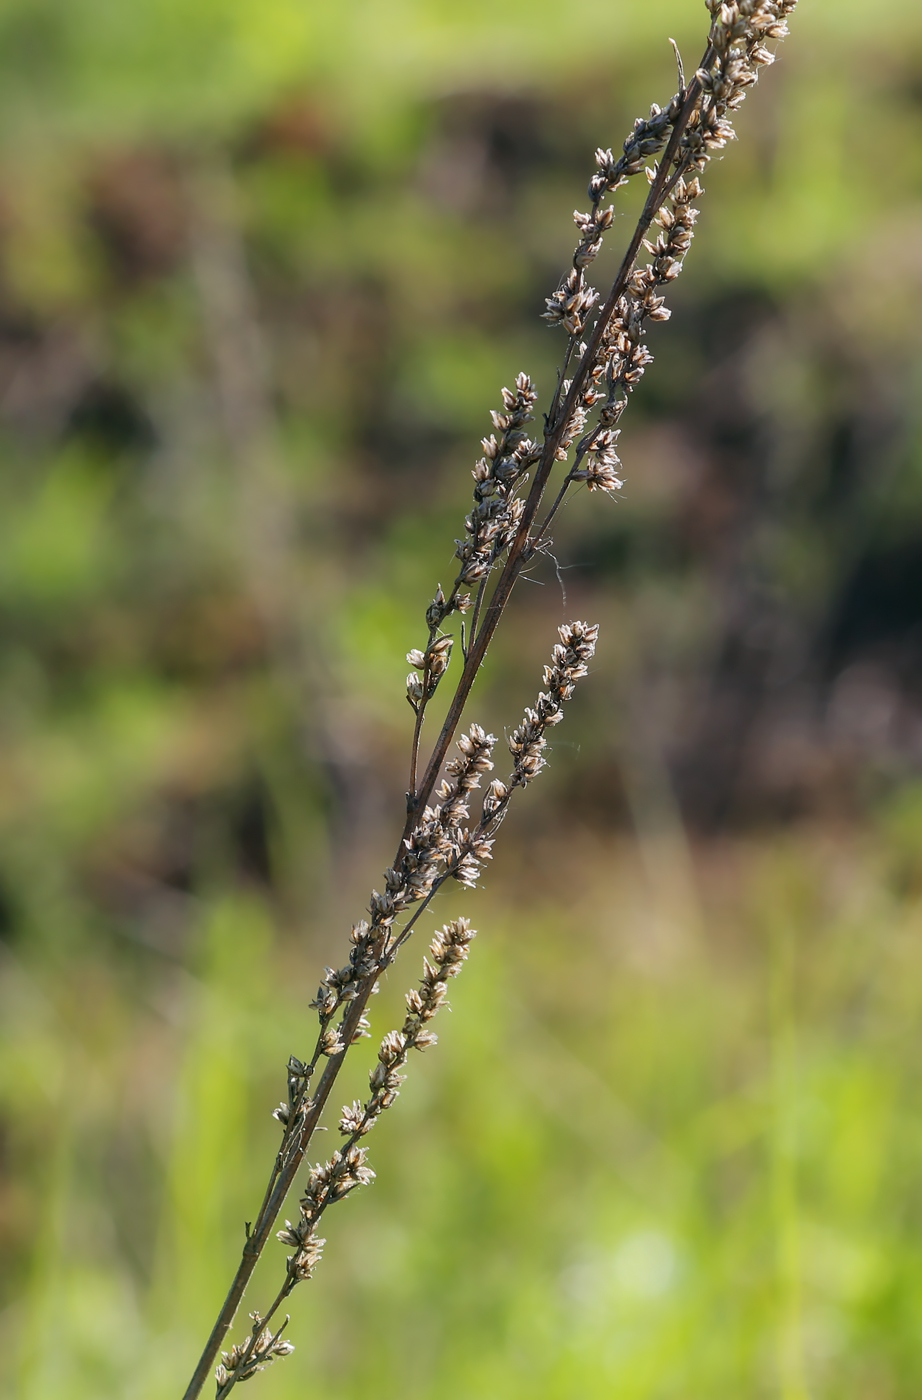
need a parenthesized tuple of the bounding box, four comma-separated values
(8, 836, 922, 1396)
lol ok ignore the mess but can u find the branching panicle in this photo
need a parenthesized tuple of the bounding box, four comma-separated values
(269, 919, 478, 1326)
(182, 6, 797, 1396)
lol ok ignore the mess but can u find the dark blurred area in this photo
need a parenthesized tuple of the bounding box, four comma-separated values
(1, 40, 919, 912)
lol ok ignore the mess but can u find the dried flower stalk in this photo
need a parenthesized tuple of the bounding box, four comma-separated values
(182, 3, 797, 1395)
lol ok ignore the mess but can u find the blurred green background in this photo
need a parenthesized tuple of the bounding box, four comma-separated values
(3, 0, 922, 1395)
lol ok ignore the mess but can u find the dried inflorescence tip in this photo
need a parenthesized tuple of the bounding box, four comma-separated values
(543, 269, 600, 337)
(538, 0, 796, 525)
(406, 634, 454, 712)
(685, 1, 795, 166)
(507, 623, 599, 788)
(454, 375, 541, 588)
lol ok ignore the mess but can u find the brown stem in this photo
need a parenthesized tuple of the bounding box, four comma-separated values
(408, 700, 426, 802)
(184, 71, 707, 1400)
(531, 474, 576, 554)
(546, 333, 579, 438)
(466, 575, 490, 659)
(182, 863, 451, 1399)
(217, 1065, 403, 1400)
(215, 1311, 291, 1400)
(181, 987, 376, 1399)
(401, 79, 703, 850)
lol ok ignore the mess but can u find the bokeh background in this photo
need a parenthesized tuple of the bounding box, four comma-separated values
(3, 1, 922, 1395)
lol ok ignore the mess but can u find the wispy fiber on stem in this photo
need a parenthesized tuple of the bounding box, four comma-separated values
(183, 4, 797, 1395)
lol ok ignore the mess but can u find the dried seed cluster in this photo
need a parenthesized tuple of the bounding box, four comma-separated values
(541, 0, 796, 516)
(477, 622, 600, 820)
(569, 170, 702, 489)
(457, 375, 541, 587)
(590, 95, 685, 200)
(384, 720, 498, 907)
(275, 920, 476, 1296)
(267, 619, 598, 1331)
(414, 371, 542, 675)
(544, 87, 686, 337)
(201, 5, 796, 1392)
(507, 622, 600, 788)
(543, 267, 600, 340)
(684, 0, 796, 166)
(216, 1316, 295, 1392)
(289, 722, 496, 1099)
(262, 622, 597, 1346)
(405, 379, 543, 719)
(350, 917, 476, 1129)
(411, 373, 543, 689)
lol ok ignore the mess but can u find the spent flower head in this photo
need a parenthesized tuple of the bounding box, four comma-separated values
(185, 7, 798, 1395)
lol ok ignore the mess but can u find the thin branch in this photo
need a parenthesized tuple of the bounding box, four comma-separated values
(408, 687, 427, 802)
(402, 90, 705, 852)
(186, 84, 698, 1398)
(182, 4, 798, 1386)
(466, 575, 490, 658)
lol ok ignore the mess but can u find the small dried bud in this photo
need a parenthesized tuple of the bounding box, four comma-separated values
(309, 986, 338, 1019)
(339, 1100, 368, 1136)
(276, 1220, 303, 1248)
(378, 1029, 407, 1066)
(369, 890, 396, 920)
(319, 1026, 344, 1057)
(290, 1232, 325, 1281)
(482, 779, 509, 821)
(426, 587, 447, 629)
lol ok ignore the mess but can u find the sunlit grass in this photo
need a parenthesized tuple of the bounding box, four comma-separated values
(5, 820, 922, 1397)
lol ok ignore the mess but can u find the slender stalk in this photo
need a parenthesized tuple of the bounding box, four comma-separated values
(189, 85, 687, 1391)
(192, 48, 716, 1400)
(181, 987, 373, 1400)
(401, 83, 703, 849)
(408, 682, 427, 799)
(183, 4, 798, 1389)
(183, 850, 467, 1397)
(466, 575, 490, 660)
(212, 880, 464, 1398)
